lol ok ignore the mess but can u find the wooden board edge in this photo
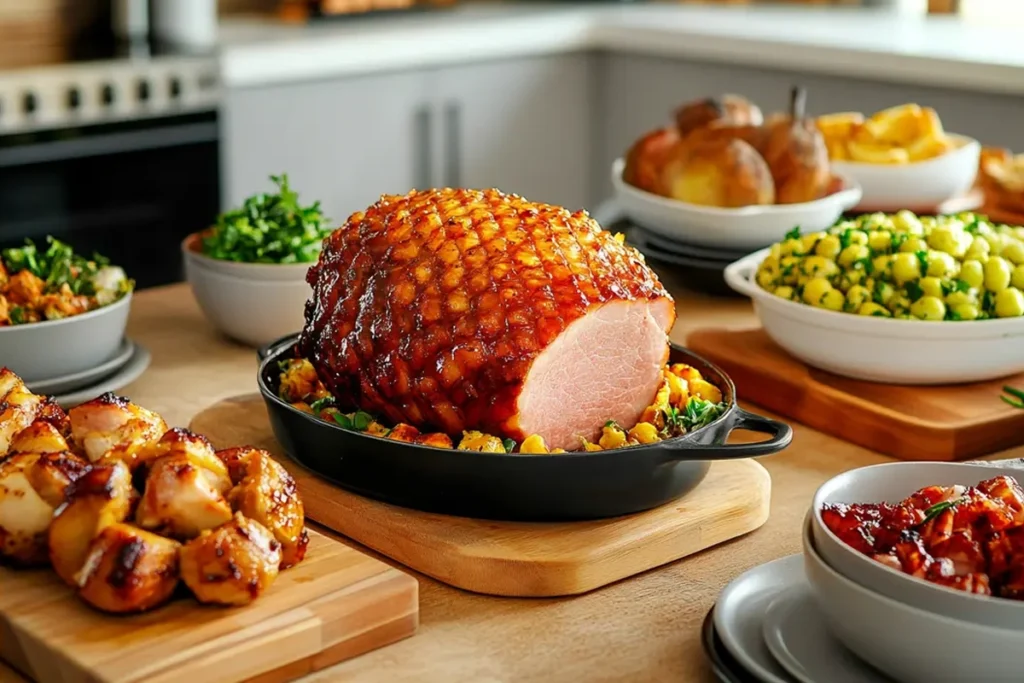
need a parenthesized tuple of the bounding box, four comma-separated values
(377, 461, 773, 598)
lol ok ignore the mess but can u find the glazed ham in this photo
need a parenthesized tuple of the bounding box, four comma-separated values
(300, 188, 675, 451)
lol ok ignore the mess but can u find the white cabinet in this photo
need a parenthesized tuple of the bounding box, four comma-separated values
(433, 55, 592, 211)
(222, 69, 430, 224)
(222, 55, 596, 222)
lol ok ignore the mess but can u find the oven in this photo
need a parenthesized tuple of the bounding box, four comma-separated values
(0, 110, 220, 289)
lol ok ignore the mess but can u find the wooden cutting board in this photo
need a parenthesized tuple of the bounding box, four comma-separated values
(0, 528, 418, 683)
(687, 327, 1024, 462)
(189, 395, 772, 598)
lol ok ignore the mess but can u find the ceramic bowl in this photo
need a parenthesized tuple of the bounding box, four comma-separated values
(181, 233, 313, 282)
(832, 134, 981, 213)
(184, 253, 310, 348)
(810, 460, 1024, 629)
(803, 517, 1024, 683)
(0, 293, 131, 384)
(610, 158, 862, 251)
(724, 249, 1024, 384)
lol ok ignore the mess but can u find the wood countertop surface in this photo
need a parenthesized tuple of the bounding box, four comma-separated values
(4, 273, 1020, 683)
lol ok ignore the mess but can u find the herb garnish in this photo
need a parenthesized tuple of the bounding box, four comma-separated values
(2, 236, 129, 297)
(502, 438, 516, 453)
(784, 226, 802, 241)
(918, 496, 967, 527)
(201, 174, 333, 264)
(1002, 386, 1024, 409)
(904, 281, 925, 303)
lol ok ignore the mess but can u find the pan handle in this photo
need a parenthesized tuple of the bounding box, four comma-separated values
(665, 407, 793, 459)
(257, 334, 299, 363)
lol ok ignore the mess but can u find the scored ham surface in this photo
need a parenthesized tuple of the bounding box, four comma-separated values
(299, 188, 676, 451)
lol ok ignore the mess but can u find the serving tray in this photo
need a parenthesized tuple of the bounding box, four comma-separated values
(0, 529, 418, 683)
(687, 327, 1024, 462)
(190, 394, 772, 598)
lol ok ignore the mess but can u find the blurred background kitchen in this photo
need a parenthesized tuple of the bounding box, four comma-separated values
(1, 0, 1021, 289)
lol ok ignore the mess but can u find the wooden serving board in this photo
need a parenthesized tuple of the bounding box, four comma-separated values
(687, 327, 1024, 462)
(0, 529, 418, 683)
(190, 395, 772, 598)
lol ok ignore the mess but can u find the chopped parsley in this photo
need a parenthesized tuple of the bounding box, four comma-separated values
(904, 281, 925, 303)
(784, 226, 802, 241)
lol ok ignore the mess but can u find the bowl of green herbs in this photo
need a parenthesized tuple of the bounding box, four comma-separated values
(0, 237, 134, 383)
(183, 174, 332, 347)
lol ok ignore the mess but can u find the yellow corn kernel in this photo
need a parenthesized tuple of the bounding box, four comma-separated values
(629, 422, 661, 444)
(520, 434, 549, 454)
(550, 448, 567, 454)
(664, 370, 689, 406)
(581, 438, 603, 452)
(598, 424, 628, 450)
(690, 378, 723, 403)
(457, 430, 505, 452)
(613, 232, 626, 244)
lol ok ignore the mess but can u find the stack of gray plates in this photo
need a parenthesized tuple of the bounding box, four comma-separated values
(24, 338, 152, 407)
(611, 221, 746, 298)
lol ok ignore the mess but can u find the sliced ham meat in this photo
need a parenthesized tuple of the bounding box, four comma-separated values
(300, 188, 675, 451)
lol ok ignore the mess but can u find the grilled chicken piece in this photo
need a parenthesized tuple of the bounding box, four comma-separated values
(220, 448, 308, 569)
(26, 451, 91, 508)
(68, 393, 168, 467)
(49, 461, 135, 586)
(136, 428, 231, 492)
(75, 522, 181, 614)
(136, 437, 234, 540)
(180, 513, 282, 605)
(300, 188, 676, 451)
(0, 454, 55, 565)
(0, 370, 44, 459)
(11, 419, 70, 455)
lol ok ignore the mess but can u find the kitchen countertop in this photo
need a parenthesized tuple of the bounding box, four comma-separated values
(5, 278, 1015, 683)
(219, 3, 1024, 95)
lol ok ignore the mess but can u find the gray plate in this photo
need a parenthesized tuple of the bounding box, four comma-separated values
(52, 343, 152, 408)
(763, 586, 892, 683)
(26, 338, 135, 395)
(713, 554, 802, 683)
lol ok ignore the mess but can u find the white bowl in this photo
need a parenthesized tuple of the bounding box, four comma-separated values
(0, 293, 131, 384)
(724, 249, 1024, 384)
(181, 233, 314, 282)
(610, 158, 862, 251)
(811, 460, 1024, 629)
(803, 518, 1024, 683)
(184, 255, 309, 348)
(832, 134, 980, 212)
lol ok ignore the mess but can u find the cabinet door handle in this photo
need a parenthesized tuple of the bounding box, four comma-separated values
(443, 101, 461, 188)
(414, 104, 433, 189)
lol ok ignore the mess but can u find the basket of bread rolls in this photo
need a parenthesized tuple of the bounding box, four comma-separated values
(612, 87, 862, 251)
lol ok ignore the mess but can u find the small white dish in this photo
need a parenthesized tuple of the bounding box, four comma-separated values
(832, 134, 980, 213)
(182, 233, 313, 281)
(611, 158, 862, 251)
(713, 554, 802, 683)
(763, 586, 891, 683)
(811, 460, 1024, 629)
(803, 517, 1024, 683)
(26, 338, 135, 395)
(724, 249, 1024, 384)
(52, 343, 151, 408)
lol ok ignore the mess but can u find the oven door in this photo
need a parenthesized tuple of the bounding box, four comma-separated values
(0, 112, 220, 289)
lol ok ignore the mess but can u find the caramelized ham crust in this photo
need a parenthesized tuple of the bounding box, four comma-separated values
(300, 188, 675, 451)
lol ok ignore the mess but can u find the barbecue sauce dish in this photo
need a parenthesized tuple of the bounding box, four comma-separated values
(0, 368, 307, 614)
(822, 475, 1024, 599)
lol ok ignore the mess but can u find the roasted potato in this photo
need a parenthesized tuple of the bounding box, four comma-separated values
(0, 377, 44, 458)
(757, 86, 832, 204)
(10, 419, 70, 455)
(76, 522, 181, 614)
(49, 461, 135, 586)
(661, 138, 775, 208)
(180, 513, 282, 606)
(674, 94, 763, 138)
(819, 103, 956, 165)
(68, 393, 168, 466)
(135, 452, 234, 540)
(623, 127, 680, 195)
(225, 449, 308, 569)
(135, 427, 231, 493)
(25, 450, 90, 508)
